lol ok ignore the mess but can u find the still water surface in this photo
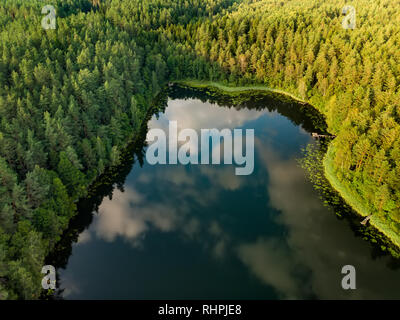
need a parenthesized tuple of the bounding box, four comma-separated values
(50, 86, 400, 299)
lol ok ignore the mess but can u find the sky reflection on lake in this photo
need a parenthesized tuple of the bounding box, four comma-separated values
(57, 93, 400, 300)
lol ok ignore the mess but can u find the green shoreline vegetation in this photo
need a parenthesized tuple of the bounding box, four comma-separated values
(324, 146, 400, 253)
(1, 0, 400, 299)
(176, 80, 308, 104)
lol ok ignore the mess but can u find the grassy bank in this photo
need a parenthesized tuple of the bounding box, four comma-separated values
(324, 145, 400, 250)
(176, 80, 308, 104)
(178, 80, 400, 252)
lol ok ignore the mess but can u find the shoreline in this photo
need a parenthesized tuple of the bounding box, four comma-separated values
(177, 79, 400, 252)
(175, 80, 308, 104)
(323, 145, 400, 252)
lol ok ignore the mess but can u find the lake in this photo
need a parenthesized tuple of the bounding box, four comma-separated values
(47, 85, 400, 299)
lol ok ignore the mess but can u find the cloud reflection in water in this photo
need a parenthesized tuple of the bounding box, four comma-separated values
(64, 97, 400, 299)
(237, 138, 400, 299)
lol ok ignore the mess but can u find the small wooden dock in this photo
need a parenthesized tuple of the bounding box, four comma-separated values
(312, 133, 336, 139)
(361, 215, 373, 225)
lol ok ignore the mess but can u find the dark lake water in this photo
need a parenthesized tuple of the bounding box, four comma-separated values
(48, 86, 400, 299)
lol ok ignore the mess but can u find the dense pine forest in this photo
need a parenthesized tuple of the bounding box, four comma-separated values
(0, 0, 399, 299)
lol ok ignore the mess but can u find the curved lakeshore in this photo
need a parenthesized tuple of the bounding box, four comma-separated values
(177, 80, 400, 254)
(176, 80, 308, 104)
(4, 0, 400, 301)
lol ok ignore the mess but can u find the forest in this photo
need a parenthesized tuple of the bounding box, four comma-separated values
(0, 0, 399, 299)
